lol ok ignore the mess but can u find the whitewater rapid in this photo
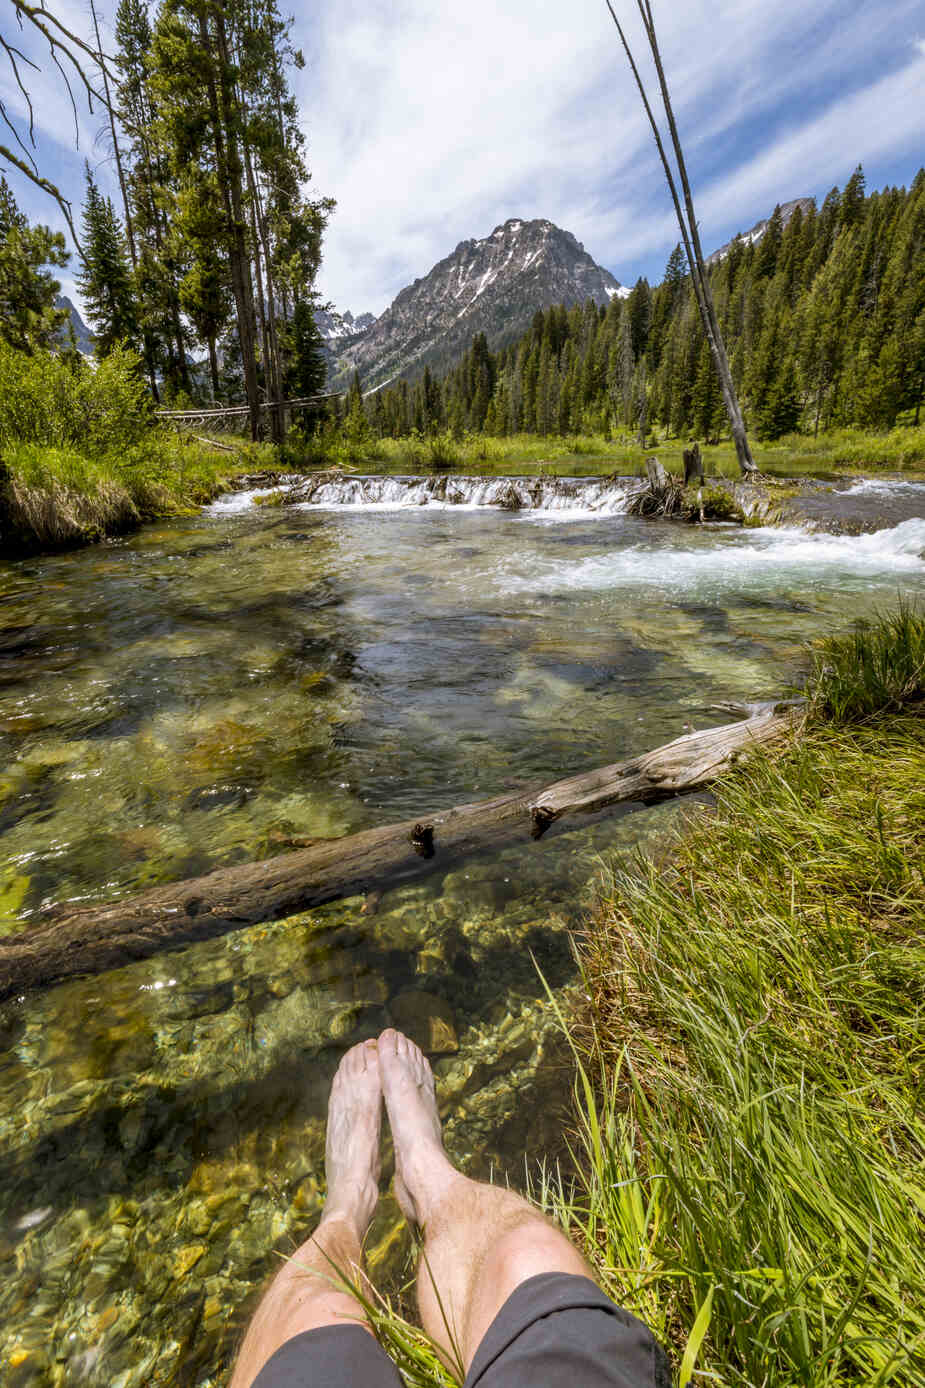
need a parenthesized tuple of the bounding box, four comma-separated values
(291, 474, 634, 516)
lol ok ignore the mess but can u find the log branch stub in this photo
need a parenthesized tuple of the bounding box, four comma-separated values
(410, 823, 435, 858)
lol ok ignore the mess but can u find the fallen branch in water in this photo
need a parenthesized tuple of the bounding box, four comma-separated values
(0, 704, 798, 1001)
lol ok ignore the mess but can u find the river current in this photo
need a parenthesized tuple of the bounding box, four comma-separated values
(1, 474, 924, 1384)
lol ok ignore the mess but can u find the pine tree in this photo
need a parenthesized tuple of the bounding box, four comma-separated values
(77, 166, 139, 357)
(753, 205, 784, 280)
(115, 0, 191, 395)
(0, 177, 68, 353)
(840, 165, 866, 229)
(285, 299, 328, 398)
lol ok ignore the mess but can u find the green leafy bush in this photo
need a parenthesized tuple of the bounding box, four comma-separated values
(0, 341, 153, 457)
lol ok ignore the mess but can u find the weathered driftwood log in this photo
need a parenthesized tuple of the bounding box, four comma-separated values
(0, 707, 795, 1002)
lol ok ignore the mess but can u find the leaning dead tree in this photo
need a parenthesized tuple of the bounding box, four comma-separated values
(1, 0, 116, 247)
(0, 704, 796, 1001)
(605, 0, 759, 477)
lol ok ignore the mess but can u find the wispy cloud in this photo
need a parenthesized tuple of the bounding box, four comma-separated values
(302, 0, 925, 312)
(2, 0, 923, 316)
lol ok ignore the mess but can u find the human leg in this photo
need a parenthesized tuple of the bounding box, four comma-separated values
(230, 1038, 393, 1388)
(376, 1028, 594, 1372)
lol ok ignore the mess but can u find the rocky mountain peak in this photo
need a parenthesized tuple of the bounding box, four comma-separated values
(328, 217, 623, 390)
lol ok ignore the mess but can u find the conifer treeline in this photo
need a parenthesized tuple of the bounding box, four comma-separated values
(363, 169, 924, 443)
(77, 0, 331, 437)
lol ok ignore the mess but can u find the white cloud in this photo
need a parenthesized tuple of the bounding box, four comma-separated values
(2, 0, 923, 320)
(696, 49, 925, 231)
(303, 0, 925, 314)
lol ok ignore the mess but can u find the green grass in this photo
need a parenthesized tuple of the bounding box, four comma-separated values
(294, 423, 925, 481)
(808, 601, 925, 722)
(344, 613, 925, 1386)
(0, 340, 279, 555)
(0, 435, 273, 555)
(541, 612, 925, 1384)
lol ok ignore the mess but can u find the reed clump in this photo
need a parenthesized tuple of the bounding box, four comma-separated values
(547, 610, 925, 1384)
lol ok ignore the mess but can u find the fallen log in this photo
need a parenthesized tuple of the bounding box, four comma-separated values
(0, 705, 796, 1002)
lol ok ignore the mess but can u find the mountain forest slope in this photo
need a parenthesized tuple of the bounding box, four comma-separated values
(353, 168, 923, 443)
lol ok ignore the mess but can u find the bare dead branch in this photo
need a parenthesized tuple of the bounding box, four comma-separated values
(0, 93, 38, 170)
(0, 33, 39, 144)
(0, 141, 82, 250)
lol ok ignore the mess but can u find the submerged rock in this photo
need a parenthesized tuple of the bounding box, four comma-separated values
(389, 990, 458, 1054)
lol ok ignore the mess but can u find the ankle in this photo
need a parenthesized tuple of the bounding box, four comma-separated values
(317, 1202, 370, 1249)
(403, 1163, 466, 1229)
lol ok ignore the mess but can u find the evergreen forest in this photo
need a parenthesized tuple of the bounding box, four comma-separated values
(62, 0, 331, 438)
(359, 168, 925, 444)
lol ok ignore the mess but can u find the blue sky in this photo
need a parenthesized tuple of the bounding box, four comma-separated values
(2, 0, 924, 318)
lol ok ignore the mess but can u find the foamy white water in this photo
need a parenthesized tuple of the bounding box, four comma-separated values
(294, 474, 633, 516)
(844, 477, 925, 496)
(206, 487, 284, 513)
(500, 518, 925, 596)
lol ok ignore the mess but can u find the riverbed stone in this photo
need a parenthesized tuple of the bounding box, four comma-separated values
(389, 990, 458, 1054)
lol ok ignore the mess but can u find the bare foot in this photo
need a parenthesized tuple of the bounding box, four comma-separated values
(378, 1028, 457, 1226)
(320, 1038, 382, 1240)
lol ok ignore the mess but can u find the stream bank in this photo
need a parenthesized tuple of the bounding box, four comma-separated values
(556, 617, 925, 1384)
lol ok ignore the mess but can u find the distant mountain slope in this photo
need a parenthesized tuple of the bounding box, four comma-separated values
(706, 197, 814, 265)
(315, 307, 376, 343)
(55, 295, 94, 355)
(329, 217, 624, 389)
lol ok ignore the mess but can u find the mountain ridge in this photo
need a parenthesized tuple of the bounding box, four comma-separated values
(706, 197, 814, 265)
(325, 217, 624, 389)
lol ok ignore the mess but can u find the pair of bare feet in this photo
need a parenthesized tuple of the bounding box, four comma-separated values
(321, 1028, 457, 1243)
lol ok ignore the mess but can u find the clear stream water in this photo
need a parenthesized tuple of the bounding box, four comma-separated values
(1, 475, 924, 1385)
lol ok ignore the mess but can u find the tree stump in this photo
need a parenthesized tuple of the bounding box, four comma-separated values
(683, 443, 704, 486)
(645, 456, 670, 495)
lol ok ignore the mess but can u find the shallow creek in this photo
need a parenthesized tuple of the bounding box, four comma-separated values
(2, 476, 924, 1385)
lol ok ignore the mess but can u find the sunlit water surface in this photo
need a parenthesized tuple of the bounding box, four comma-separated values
(2, 480, 924, 1384)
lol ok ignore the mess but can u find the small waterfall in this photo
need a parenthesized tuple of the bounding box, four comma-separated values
(289, 473, 636, 515)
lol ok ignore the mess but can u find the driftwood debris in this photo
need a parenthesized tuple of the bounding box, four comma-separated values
(0, 706, 795, 1002)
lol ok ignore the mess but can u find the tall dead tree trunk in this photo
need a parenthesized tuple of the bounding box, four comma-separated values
(605, 0, 758, 476)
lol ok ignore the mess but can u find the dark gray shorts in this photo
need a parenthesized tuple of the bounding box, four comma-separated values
(251, 1272, 670, 1388)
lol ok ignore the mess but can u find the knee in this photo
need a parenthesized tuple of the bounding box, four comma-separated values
(486, 1216, 589, 1296)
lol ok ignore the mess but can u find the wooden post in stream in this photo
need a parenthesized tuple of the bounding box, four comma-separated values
(0, 705, 797, 1002)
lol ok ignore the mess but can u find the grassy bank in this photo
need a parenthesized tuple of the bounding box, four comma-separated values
(354, 610, 925, 1386)
(543, 610, 925, 1385)
(298, 423, 925, 479)
(0, 436, 273, 555)
(0, 343, 272, 556)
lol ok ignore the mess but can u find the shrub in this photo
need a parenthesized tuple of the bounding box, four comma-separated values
(808, 600, 925, 722)
(0, 341, 152, 456)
